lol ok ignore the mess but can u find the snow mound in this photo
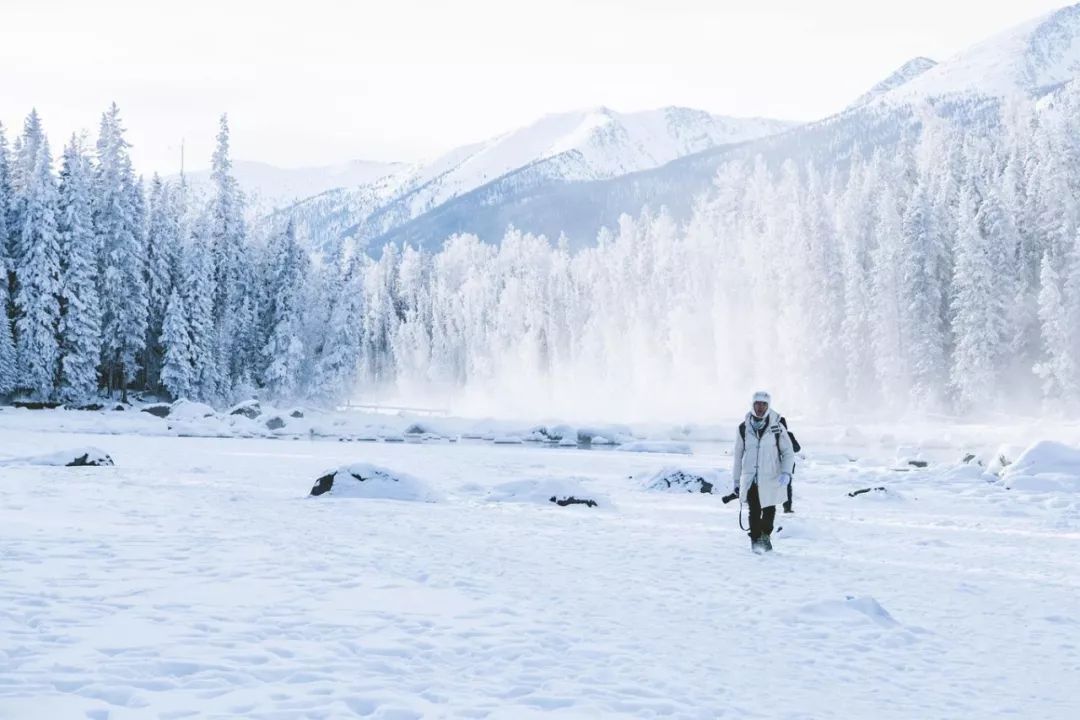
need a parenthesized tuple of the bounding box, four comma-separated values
(774, 516, 831, 541)
(309, 463, 437, 501)
(4, 447, 114, 467)
(987, 443, 1028, 475)
(641, 467, 720, 494)
(1001, 441, 1080, 493)
(616, 441, 692, 455)
(797, 596, 899, 628)
(169, 399, 216, 421)
(486, 478, 606, 508)
(938, 463, 997, 484)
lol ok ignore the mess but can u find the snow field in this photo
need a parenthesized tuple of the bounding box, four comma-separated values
(1, 424, 1079, 719)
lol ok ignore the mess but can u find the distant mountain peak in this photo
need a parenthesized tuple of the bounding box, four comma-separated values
(867, 3, 1080, 105)
(849, 57, 938, 109)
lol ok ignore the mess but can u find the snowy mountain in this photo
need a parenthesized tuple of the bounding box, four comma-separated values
(370, 3, 1080, 251)
(272, 107, 797, 253)
(848, 57, 939, 108)
(871, 4, 1080, 105)
(273, 4, 1080, 255)
(177, 158, 404, 218)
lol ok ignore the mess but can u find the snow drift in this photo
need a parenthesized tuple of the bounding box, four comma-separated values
(1001, 441, 1080, 493)
(309, 463, 437, 501)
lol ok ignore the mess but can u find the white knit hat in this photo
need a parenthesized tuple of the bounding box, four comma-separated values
(752, 390, 771, 406)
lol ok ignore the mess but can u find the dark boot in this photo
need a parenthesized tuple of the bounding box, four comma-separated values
(761, 534, 773, 552)
(750, 536, 763, 553)
(782, 501, 793, 514)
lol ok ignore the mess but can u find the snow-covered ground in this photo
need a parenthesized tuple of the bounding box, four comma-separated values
(1, 408, 1079, 719)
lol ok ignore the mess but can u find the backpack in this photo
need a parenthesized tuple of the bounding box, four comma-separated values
(739, 415, 802, 454)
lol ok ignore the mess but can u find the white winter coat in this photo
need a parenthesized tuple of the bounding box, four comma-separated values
(732, 409, 796, 508)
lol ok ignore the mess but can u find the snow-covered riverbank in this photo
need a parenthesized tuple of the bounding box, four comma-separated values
(1, 418, 1078, 718)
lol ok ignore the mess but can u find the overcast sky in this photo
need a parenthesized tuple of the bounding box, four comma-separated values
(0, 0, 1069, 174)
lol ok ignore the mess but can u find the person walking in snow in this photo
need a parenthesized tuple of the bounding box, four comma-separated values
(732, 391, 796, 552)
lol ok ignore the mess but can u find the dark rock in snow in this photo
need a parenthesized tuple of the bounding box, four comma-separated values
(311, 472, 336, 496)
(549, 495, 598, 508)
(67, 450, 114, 467)
(14, 401, 62, 410)
(962, 453, 979, 465)
(642, 468, 715, 493)
(309, 463, 436, 501)
(9, 447, 116, 467)
(848, 486, 887, 498)
(111, 403, 127, 411)
(290, 409, 304, 419)
(907, 459, 928, 468)
(229, 400, 261, 419)
(142, 404, 171, 418)
(266, 416, 286, 431)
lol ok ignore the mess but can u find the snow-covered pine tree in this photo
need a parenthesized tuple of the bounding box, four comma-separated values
(1034, 253, 1079, 404)
(159, 287, 194, 400)
(208, 114, 253, 394)
(901, 178, 948, 408)
(1062, 228, 1080, 402)
(261, 221, 308, 399)
(836, 149, 878, 403)
(57, 135, 102, 404)
(94, 103, 148, 400)
(0, 123, 14, 319)
(0, 123, 16, 395)
(869, 179, 907, 404)
(950, 183, 1005, 411)
(144, 175, 180, 392)
(309, 256, 365, 404)
(0, 284, 14, 396)
(14, 137, 62, 400)
(182, 212, 221, 401)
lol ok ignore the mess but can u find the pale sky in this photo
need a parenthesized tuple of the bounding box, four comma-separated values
(0, 0, 1069, 174)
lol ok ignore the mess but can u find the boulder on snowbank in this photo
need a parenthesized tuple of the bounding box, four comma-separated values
(309, 463, 437, 501)
(265, 416, 286, 431)
(169, 399, 216, 421)
(641, 467, 720, 494)
(486, 478, 605, 508)
(5, 447, 114, 467)
(228, 400, 261, 419)
(1001, 441, 1080, 493)
(141, 404, 171, 418)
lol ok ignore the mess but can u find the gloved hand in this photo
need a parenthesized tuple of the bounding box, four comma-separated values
(733, 485, 740, 496)
(778, 473, 791, 486)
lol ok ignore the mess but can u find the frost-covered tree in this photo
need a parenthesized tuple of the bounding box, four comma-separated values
(950, 186, 1004, 410)
(57, 135, 102, 403)
(182, 212, 220, 400)
(94, 103, 148, 399)
(261, 221, 308, 399)
(14, 138, 62, 400)
(144, 175, 181, 391)
(208, 114, 254, 393)
(159, 287, 194, 400)
(0, 124, 16, 395)
(0, 123, 15, 321)
(310, 257, 366, 403)
(901, 179, 948, 407)
(1034, 254, 1078, 404)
